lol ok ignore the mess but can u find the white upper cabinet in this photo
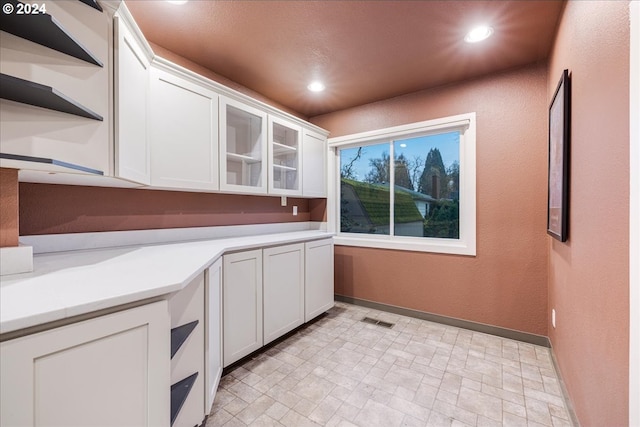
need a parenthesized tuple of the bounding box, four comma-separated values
(219, 97, 268, 194)
(302, 128, 328, 197)
(114, 7, 153, 185)
(268, 116, 302, 196)
(149, 65, 219, 191)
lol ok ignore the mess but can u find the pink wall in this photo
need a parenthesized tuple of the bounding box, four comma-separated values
(0, 168, 19, 247)
(547, 2, 630, 426)
(19, 184, 323, 235)
(311, 63, 550, 335)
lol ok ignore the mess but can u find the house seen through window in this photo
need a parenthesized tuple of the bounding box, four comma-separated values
(339, 131, 460, 239)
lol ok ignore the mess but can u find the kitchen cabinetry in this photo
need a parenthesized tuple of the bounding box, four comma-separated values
(223, 238, 334, 366)
(219, 97, 268, 194)
(302, 128, 328, 197)
(168, 273, 205, 427)
(268, 116, 302, 195)
(205, 258, 223, 414)
(149, 64, 220, 191)
(263, 243, 305, 344)
(223, 249, 263, 366)
(305, 238, 335, 321)
(113, 7, 153, 185)
(0, 301, 170, 427)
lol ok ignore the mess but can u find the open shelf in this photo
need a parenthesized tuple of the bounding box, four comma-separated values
(0, 0, 103, 66)
(170, 320, 198, 359)
(227, 152, 261, 163)
(272, 142, 297, 154)
(0, 153, 104, 175)
(273, 164, 297, 172)
(0, 73, 103, 121)
(77, 0, 102, 12)
(170, 373, 198, 426)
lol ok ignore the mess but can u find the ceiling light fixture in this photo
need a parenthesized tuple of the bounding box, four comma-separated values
(464, 25, 494, 43)
(166, 0, 188, 4)
(307, 81, 325, 93)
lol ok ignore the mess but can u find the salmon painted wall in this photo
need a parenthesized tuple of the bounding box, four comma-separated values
(0, 168, 19, 247)
(311, 63, 549, 335)
(547, 2, 630, 426)
(19, 183, 325, 235)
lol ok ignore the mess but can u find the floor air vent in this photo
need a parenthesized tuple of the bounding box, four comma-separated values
(362, 317, 394, 328)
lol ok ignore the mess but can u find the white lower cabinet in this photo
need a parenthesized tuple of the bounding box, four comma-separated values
(205, 258, 223, 414)
(223, 249, 263, 367)
(223, 238, 334, 367)
(0, 301, 170, 427)
(263, 243, 304, 344)
(305, 238, 335, 321)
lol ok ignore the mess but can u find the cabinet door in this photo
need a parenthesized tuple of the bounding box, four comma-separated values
(223, 249, 263, 366)
(268, 116, 302, 196)
(149, 66, 219, 191)
(302, 129, 328, 197)
(205, 258, 223, 415)
(219, 97, 267, 194)
(114, 13, 153, 185)
(305, 239, 335, 321)
(263, 243, 305, 344)
(169, 273, 205, 427)
(0, 301, 170, 427)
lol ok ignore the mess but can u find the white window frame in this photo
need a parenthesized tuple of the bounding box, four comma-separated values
(327, 112, 476, 256)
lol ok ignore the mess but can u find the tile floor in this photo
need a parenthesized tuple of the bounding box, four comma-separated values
(207, 302, 573, 427)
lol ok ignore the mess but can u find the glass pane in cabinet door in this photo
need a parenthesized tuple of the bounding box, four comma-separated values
(226, 105, 263, 187)
(272, 122, 299, 191)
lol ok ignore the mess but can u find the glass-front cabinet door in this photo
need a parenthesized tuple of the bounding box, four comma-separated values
(268, 116, 302, 195)
(219, 97, 267, 193)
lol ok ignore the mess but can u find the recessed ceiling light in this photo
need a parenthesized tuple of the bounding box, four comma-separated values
(166, 0, 188, 4)
(307, 81, 325, 93)
(464, 25, 494, 43)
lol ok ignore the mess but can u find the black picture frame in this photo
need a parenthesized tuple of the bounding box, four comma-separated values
(547, 69, 570, 242)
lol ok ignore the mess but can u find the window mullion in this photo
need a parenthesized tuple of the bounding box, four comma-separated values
(389, 140, 395, 237)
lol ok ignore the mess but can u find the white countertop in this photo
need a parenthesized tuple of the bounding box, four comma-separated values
(0, 231, 332, 335)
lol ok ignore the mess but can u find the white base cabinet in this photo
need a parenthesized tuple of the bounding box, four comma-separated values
(223, 239, 334, 367)
(305, 239, 335, 321)
(223, 249, 263, 366)
(0, 301, 170, 427)
(263, 243, 305, 344)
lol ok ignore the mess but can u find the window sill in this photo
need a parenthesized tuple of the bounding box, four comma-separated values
(334, 235, 476, 256)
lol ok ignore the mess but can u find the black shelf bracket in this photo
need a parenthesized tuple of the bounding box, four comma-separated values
(1, 73, 104, 121)
(0, 0, 103, 66)
(170, 373, 198, 426)
(77, 0, 102, 12)
(170, 320, 199, 359)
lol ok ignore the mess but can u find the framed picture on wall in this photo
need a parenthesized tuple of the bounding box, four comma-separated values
(547, 69, 570, 242)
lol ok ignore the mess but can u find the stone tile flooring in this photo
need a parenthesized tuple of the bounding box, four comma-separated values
(207, 302, 573, 427)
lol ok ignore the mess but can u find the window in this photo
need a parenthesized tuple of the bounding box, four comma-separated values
(328, 113, 476, 255)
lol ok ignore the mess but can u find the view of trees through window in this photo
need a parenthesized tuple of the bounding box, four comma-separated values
(340, 131, 460, 238)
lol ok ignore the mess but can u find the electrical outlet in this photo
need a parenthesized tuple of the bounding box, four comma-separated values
(552, 309, 556, 328)
(293, 206, 298, 216)
(281, 196, 287, 207)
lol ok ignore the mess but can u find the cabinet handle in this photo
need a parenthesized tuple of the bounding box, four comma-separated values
(170, 372, 198, 426)
(170, 320, 199, 359)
